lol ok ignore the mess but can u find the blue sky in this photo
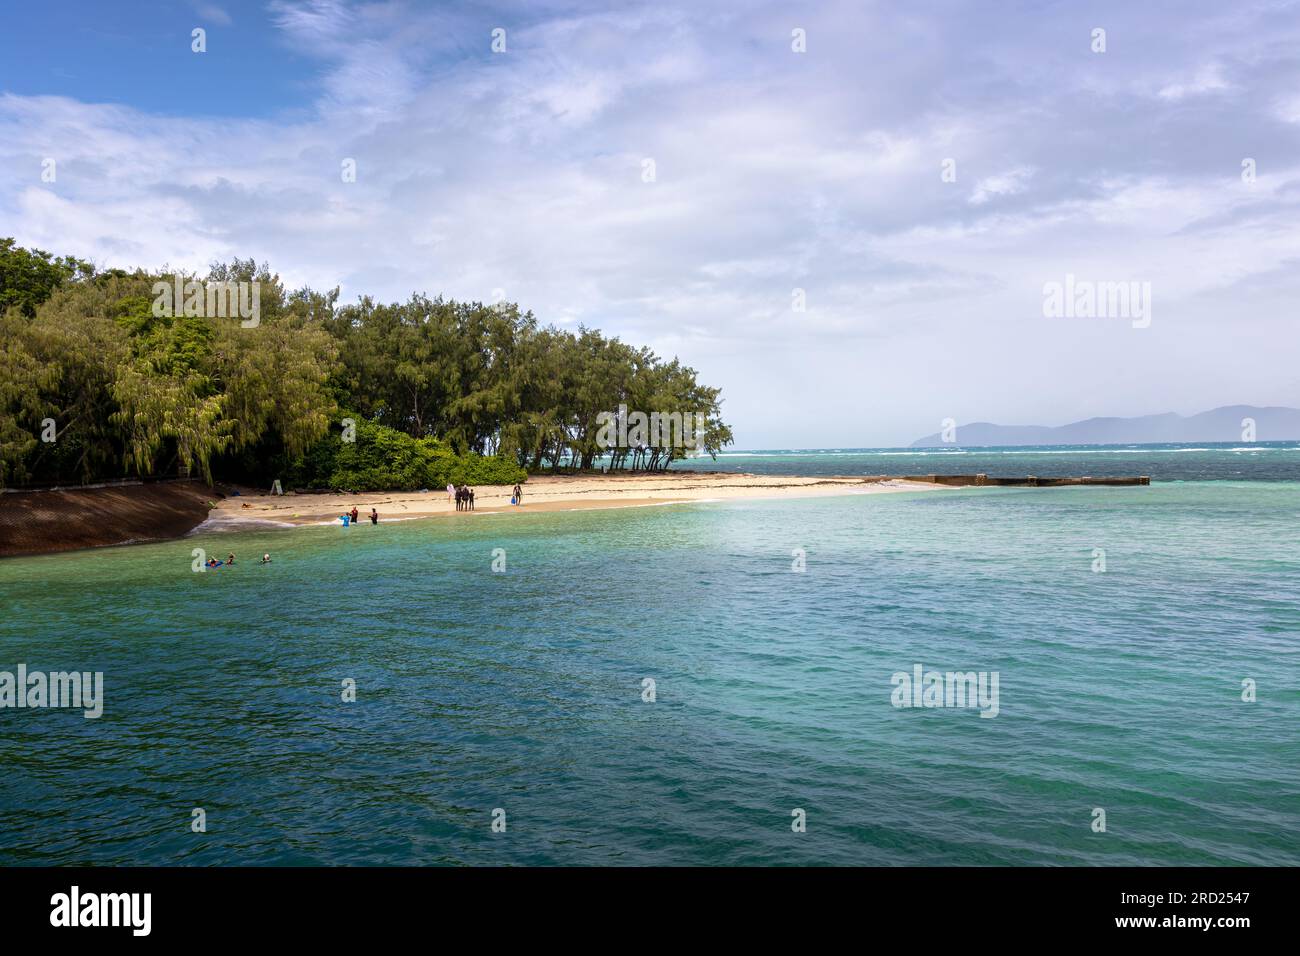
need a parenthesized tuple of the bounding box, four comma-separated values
(3, 0, 1300, 447)
(0, 1, 316, 117)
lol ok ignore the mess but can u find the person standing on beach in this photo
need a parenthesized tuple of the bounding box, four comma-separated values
(512, 484, 523, 506)
(469, 487, 475, 511)
(447, 483, 455, 504)
(370, 508, 378, 525)
(350, 506, 359, 524)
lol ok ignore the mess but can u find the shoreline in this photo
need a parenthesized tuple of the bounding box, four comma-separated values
(201, 473, 940, 531)
(1, 467, 1158, 559)
(1, 473, 939, 558)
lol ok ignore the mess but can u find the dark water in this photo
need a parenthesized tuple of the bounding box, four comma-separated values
(1, 480, 1297, 865)
(672, 441, 1300, 481)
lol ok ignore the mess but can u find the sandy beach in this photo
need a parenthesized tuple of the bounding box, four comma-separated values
(206, 473, 940, 529)
(1, 473, 941, 558)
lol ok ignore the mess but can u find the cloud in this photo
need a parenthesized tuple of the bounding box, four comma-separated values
(188, 1, 233, 26)
(3, 0, 1300, 445)
(1157, 62, 1231, 100)
(968, 166, 1035, 205)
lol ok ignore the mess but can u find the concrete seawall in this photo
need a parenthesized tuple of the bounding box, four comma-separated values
(0, 481, 221, 559)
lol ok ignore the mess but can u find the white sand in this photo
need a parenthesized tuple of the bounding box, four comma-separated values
(208, 472, 939, 528)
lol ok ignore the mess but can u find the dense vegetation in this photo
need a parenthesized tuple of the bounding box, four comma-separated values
(284, 418, 528, 492)
(0, 240, 732, 490)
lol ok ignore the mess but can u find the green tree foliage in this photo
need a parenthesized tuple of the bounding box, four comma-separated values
(0, 237, 94, 318)
(1, 257, 338, 486)
(0, 240, 732, 488)
(285, 417, 524, 491)
(327, 297, 734, 472)
(0, 288, 128, 485)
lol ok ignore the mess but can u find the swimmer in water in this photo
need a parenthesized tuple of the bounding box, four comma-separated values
(261, 553, 271, 564)
(227, 553, 236, 566)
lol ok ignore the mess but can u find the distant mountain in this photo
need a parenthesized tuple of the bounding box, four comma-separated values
(911, 405, 1300, 447)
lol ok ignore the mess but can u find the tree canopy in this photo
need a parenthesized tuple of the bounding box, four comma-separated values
(0, 239, 733, 489)
(0, 238, 94, 318)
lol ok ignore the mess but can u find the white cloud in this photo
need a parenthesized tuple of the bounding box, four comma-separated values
(1157, 62, 1230, 101)
(968, 166, 1035, 205)
(2, 0, 1299, 446)
(189, 1, 233, 27)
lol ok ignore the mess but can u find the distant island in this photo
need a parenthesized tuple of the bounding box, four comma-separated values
(911, 405, 1300, 447)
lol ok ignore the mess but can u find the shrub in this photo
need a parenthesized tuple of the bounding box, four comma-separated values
(286, 416, 525, 490)
(450, 451, 528, 486)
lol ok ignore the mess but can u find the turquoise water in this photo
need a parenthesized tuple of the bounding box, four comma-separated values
(1, 480, 1298, 865)
(674, 441, 1300, 481)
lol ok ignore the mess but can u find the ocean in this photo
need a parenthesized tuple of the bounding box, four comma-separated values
(1, 443, 1297, 865)
(672, 440, 1300, 482)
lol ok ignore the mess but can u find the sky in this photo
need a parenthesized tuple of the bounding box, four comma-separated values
(2, 0, 1299, 448)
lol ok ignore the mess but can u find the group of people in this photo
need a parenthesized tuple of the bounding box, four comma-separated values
(450, 483, 476, 511)
(332, 486, 526, 522)
(207, 479, 533, 569)
(339, 506, 380, 526)
(445, 483, 525, 511)
(204, 552, 272, 569)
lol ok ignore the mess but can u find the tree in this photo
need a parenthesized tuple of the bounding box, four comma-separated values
(0, 237, 94, 318)
(0, 243, 733, 488)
